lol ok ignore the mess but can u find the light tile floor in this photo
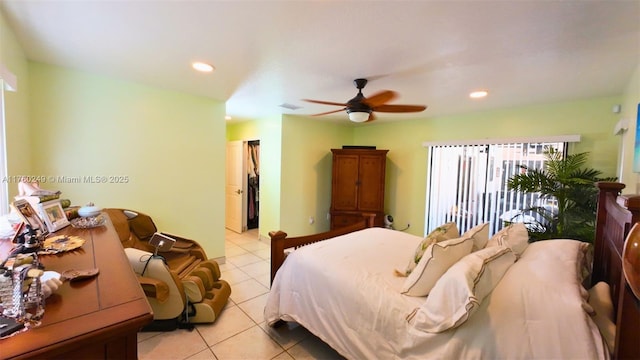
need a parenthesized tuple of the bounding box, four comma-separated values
(137, 229, 345, 360)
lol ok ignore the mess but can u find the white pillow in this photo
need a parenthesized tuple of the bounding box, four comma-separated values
(401, 236, 473, 296)
(487, 223, 529, 257)
(463, 222, 489, 251)
(397, 222, 459, 276)
(408, 246, 516, 333)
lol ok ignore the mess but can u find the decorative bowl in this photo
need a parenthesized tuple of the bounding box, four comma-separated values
(71, 214, 106, 229)
(78, 204, 101, 217)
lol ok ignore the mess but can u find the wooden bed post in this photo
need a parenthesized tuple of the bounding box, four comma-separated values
(595, 182, 626, 235)
(614, 193, 640, 224)
(362, 213, 376, 228)
(594, 182, 626, 284)
(610, 192, 640, 360)
(269, 230, 287, 285)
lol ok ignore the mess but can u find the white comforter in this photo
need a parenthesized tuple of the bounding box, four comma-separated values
(265, 227, 608, 359)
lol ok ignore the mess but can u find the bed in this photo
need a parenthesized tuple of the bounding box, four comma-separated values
(265, 182, 640, 359)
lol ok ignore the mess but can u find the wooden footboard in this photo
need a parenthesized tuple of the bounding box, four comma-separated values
(594, 182, 640, 359)
(269, 214, 375, 284)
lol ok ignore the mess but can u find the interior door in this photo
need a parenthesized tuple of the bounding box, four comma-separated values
(225, 141, 245, 233)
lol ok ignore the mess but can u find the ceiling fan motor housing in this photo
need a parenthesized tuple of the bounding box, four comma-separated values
(347, 79, 371, 113)
(347, 94, 371, 113)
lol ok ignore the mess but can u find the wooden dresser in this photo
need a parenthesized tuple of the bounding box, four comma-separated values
(0, 215, 153, 359)
(330, 148, 388, 229)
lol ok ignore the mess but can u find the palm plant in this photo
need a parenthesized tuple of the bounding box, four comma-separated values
(507, 147, 614, 243)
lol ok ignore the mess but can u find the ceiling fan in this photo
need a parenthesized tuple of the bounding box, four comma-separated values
(303, 78, 427, 122)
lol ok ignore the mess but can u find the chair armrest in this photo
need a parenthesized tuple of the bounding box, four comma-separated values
(138, 276, 170, 303)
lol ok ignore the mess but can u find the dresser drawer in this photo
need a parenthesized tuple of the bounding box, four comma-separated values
(331, 214, 361, 229)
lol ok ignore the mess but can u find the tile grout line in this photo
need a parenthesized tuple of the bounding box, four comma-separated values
(224, 230, 299, 359)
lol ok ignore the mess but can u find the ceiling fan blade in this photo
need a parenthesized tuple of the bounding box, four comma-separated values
(362, 90, 397, 107)
(373, 104, 427, 113)
(310, 108, 346, 116)
(303, 99, 348, 107)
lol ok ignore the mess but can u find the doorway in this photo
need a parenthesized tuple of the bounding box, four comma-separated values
(225, 139, 260, 233)
(246, 140, 260, 230)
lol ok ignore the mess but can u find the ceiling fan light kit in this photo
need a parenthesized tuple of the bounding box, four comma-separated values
(304, 78, 427, 123)
(348, 111, 371, 123)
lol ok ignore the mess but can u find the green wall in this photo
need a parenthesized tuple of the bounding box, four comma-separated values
(0, 8, 32, 199)
(280, 115, 353, 236)
(353, 96, 622, 236)
(254, 115, 283, 240)
(27, 62, 227, 259)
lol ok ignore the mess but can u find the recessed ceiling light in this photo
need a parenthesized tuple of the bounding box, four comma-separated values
(469, 90, 488, 99)
(192, 62, 215, 73)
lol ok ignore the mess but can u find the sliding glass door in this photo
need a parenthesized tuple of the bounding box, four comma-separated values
(425, 141, 566, 236)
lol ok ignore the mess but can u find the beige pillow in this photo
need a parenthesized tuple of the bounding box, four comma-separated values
(401, 236, 473, 296)
(487, 223, 529, 257)
(463, 222, 489, 252)
(397, 222, 459, 276)
(408, 246, 516, 333)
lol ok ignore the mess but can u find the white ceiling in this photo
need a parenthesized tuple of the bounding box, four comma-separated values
(1, 1, 639, 123)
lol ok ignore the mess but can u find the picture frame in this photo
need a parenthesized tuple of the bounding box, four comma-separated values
(38, 199, 70, 232)
(11, 199, 47, 235)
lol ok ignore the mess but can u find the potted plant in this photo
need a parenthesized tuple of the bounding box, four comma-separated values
(506, 147, 615, 243)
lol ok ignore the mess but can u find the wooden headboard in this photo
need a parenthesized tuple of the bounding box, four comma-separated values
(593, 182, 640, 359)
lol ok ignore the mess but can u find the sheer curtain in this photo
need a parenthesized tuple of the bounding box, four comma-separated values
(0, 78, 9, 215)
(1, 64, 18, 215)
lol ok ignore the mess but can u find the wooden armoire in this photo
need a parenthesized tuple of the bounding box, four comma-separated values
(330, 148, 388, 229)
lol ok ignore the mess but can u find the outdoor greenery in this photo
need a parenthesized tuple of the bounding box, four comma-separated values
(507, 148, 615, 243)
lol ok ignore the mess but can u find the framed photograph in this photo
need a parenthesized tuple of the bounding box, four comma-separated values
(38, 200, 70, 232)
(11, 199, 47, 235)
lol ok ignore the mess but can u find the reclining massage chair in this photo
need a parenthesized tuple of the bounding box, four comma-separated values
(105, 208, 231, 331)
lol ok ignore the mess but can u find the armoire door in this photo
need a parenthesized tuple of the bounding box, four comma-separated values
(331, 154, 360, 211)
(357, 155, 386, 211)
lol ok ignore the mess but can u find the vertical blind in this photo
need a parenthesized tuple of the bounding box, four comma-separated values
(425, 141, 566, 236)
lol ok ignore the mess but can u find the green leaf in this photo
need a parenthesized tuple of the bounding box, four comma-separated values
(507, 149, 614, 243)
